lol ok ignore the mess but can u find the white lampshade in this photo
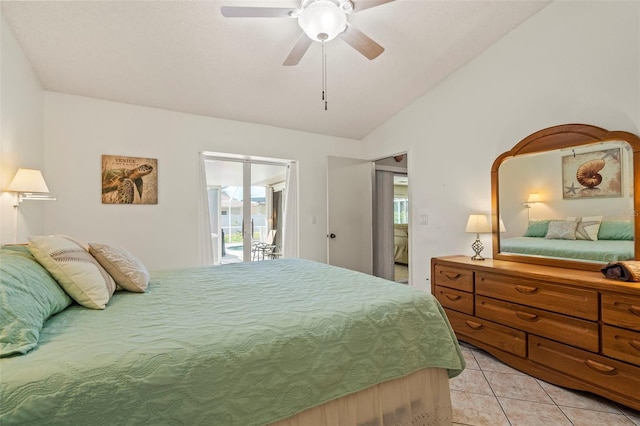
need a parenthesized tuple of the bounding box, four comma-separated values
(465, 214, 491, 234)
(8, 168, 50, 193)
(527, 192, 541, 203)
(499, 217, 507, 233)
(298, 0, 347, 42)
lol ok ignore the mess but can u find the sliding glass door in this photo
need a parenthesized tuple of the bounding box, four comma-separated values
(204, 155, 289, 264)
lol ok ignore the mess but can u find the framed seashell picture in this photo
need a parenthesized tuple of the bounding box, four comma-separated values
(101, 155, 158, 204)
(562, 148, 622, 199)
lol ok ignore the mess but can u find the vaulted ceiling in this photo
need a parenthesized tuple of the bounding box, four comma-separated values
(1, 0, 549, 140)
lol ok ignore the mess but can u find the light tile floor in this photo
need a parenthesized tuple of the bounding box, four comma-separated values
(452, 342, 640, 425)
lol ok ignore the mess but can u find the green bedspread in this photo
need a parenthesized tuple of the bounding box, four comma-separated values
(500, 237, 634, 262)
(1, 259, 464, 425)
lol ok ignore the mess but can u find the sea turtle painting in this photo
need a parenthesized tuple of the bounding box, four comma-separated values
(102, 164, 154, 204)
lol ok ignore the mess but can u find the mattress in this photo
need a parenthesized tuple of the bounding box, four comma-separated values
(500, 236, 634, 262)
(0, 258, 464, 425)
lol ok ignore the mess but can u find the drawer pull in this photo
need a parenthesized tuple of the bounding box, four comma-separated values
(465, 320, 484, 330)
(442, 271, 462, 280)
(515, 285, 538, 294)
(630, 340, 640, 353)
(584, 359, 617, 375)
(629, 305, 640, 317)
(515, 311, 538, 321)
(444, 293, 462, 301)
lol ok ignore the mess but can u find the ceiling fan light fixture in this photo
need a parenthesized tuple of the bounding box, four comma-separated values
(298, 0, 347, 42)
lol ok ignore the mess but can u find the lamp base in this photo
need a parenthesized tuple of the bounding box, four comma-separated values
(470, 236, 485, 261)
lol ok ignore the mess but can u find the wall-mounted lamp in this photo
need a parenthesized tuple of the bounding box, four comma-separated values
(7, 168, 57, 207)
(465, 214, 491, 261)
(522, 192, 541, 221)
(522, 192, 541, 208)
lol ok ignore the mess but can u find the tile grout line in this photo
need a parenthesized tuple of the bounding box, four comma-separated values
(469, 349, 514, 426)
(470, 347, 577, 425)
(535, 378, 576, 425)
(467, 345, 640, 425)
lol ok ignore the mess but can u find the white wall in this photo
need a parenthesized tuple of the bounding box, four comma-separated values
(0, 13, 45, 244)
(4, 2, 640, 285)
(43, 93, 361, 270)
(362, 1, 640, 291)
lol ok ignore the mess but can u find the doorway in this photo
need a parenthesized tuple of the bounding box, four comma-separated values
(373, 154, 409, 283)
(393, 174, 409, 282)
(203, 155, 290, 264)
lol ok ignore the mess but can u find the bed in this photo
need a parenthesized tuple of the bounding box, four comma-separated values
(0, 242, 464, 425)
(500, 219, 635, 262)
(394, 224, 409, 265)
(500, 236, 634, 262)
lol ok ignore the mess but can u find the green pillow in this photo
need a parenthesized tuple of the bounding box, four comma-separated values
(598, 221, 634, 240)
(523, 220, 551, 237)
(0, 246, 73, 357)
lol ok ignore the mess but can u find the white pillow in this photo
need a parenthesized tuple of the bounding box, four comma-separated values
(28, 236, 116, 309)
(545, 220, 579, 240)
(89, 243, 149, 293)
(567, 216, 603, 241)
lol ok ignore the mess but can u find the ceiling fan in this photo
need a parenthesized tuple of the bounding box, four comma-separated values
(221, 0, 395, 66)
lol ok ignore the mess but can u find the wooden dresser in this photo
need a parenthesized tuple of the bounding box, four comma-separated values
(431, 255, 640, 411)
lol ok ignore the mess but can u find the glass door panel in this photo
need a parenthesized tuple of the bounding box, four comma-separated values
(205, 157, 287, 264)
(250, 163, 287, 261)
(223, 161, 246, 263)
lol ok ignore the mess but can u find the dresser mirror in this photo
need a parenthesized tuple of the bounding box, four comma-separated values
(492, 124, 640, 270)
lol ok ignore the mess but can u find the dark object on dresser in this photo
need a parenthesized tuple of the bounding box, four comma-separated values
(601, 261, 640, 282)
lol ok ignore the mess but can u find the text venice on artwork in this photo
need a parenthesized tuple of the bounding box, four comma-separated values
(101, 155, 158, 204)
(562, 148, 622, 199)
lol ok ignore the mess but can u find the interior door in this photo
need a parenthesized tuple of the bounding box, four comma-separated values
(327, 156, 373, 274)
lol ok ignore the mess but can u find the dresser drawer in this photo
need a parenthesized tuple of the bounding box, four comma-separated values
(602, 325, 640, 366)
(530, 335, 640, 404)
(476, 272, 598, 320)
(445, 309, 526, 357)
(433, 265, 473, 292)
(434, 285, 474, 315)
(476, 295, 599, 352)
(602, 294, 640, 331)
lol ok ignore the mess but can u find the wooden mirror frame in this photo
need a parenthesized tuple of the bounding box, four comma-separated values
(491, 123, 640, 271)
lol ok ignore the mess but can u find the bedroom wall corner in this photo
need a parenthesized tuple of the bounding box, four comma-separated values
(0, 13, 46, 245)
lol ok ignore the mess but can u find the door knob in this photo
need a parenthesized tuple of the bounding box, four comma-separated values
(328, 233, 336, 239)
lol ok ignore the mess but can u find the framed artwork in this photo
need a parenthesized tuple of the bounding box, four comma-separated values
(101, 155, 158, 204)
(562, 148, 621, 199)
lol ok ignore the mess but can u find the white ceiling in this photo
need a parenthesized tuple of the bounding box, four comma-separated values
(1, 0, 549, 140)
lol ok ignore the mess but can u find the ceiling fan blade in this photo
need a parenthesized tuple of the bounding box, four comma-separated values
(283, 33, 313, 66)
(338, 24, 384, 60)
(351, 0, 396, 13)
(221, 6, 297, 18)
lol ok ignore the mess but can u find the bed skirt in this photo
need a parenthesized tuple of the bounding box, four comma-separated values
(270, 367, 452, 426)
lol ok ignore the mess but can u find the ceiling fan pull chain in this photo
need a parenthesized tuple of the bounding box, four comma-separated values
(321, 44, 324, 102)
(322, 43, 328, 111)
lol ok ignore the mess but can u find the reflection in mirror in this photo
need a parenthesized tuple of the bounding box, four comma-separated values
(492, 124, 640, 271)
(498, 140, 635, 263)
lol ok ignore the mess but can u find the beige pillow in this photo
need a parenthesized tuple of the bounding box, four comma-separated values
(545, 220, 579, 240)
(568, 216, 603, 241)
(28, 236, 116, 309)
(89, 243, 149, 293)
